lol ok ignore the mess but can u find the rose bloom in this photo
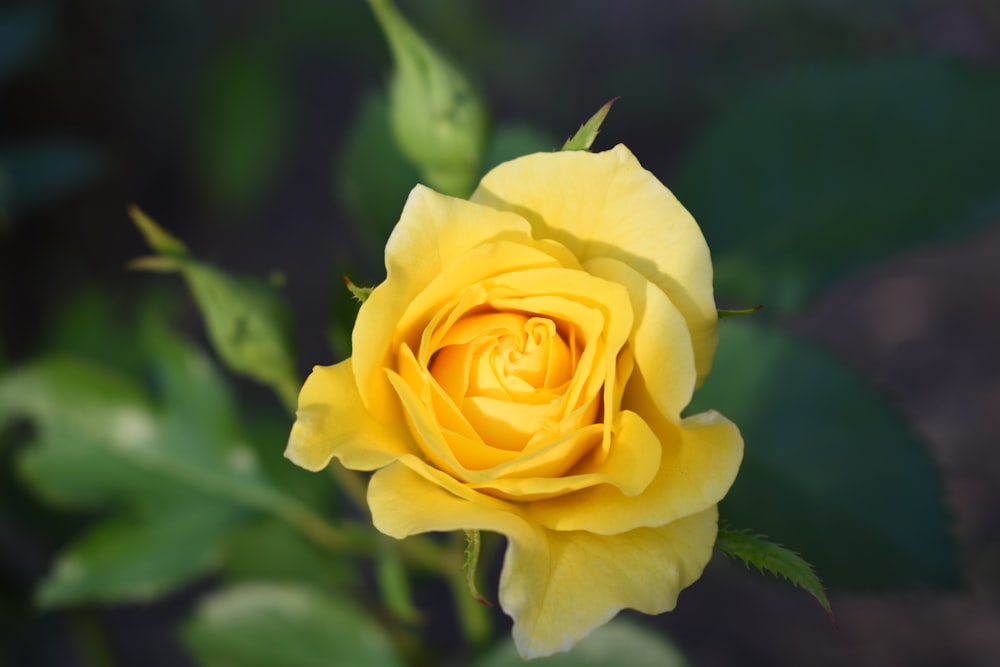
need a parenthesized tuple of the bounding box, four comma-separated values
(287, 145, 743, 658)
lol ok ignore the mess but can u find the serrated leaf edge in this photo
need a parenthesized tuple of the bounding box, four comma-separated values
(716, 526, 834, 620)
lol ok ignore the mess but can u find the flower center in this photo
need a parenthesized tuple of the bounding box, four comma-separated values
(427, 309, 583, 451)
(431, 312, 575, 399)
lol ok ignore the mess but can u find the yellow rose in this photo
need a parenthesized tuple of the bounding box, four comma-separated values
(287, 145, 743, 658)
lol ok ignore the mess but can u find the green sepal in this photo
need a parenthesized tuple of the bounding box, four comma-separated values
(463, 529, 491, 607)
(716, 526, 833, 619)
(344, 275, 374, 303)
(128, 204, 187, 255)
(127, 206, 298, 411)
(561, 98, 619, 152)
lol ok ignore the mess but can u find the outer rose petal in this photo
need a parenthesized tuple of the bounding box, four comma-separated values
(368, 462, 717, 659)
(472, 144, 718, 386)
(526, 410, 743, 534)
(353, 186, 538, 420)
(285, 360, 413, 471)
(502, 510, 717, 659)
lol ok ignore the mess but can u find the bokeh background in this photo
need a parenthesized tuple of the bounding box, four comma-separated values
(2, 1, 999, 665)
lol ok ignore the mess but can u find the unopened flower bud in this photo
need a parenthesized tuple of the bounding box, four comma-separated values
(368, 0, 489, 197)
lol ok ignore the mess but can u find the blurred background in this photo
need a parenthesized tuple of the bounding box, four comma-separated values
(1, 0, 999, 665)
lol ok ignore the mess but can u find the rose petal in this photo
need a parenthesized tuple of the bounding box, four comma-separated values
(395, 344, 521, 471)
(391, 345, 658, 497)
(353, 187, 538, 421)
(367, 462, 717, 659)
(285, 360, 413, 471)
(406, 240, 581, 359)
(389, 348, 602, 484)
(526, 410, 743, 534)
(503, 510, 718, 659)
(468, 409, 662, 501)
(472, 144, 718, 386)
(584, 256, 697, 420)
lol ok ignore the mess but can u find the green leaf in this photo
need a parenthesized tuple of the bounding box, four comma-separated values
(474, 618, 690, 667)
(375, 535, 420, 624)
(0, 355, 246, 603)
(220, 519, 353, 591)
(689, 320, 960, 590)
(715, 527, 832, 618)
(4, 356, 164, 509)
(129, 204, 187, 255)
(675, 58, 1000, 313)
(129, 209, 299, 410)
(38, 509, 238, 607)
(195, 47, 290, 211)
(182, 583, 405, 667)
(0, 309, 316, 605)
(180, 261, 299, 410)
(561, 98, 618, 152)
(43, 289, 149, 375)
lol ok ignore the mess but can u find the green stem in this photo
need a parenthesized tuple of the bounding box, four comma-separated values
(273, 491, 455, 579)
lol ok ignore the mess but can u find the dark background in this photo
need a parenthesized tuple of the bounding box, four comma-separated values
(2, 1, 999, 665)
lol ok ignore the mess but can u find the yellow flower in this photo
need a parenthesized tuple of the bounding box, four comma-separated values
(287, 145, 743, 658)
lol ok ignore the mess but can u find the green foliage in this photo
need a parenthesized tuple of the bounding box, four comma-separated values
(675, 57, 1000, 313)
(221, 519, 352, 590)
(338, 90, 421, 248)
(0, 356, 234, 604)
(180, 262, 298, 408)
(0, 302, 334, 607)
(375, 535, 420, 624)
(129, 205, 188, 255)
(715, 527, 832, 617)
(195, 46, 291, 212)
(130, 207, 299, 410)
(690, 321, 960, 590)
(38, 511, 237, 607)
(182, 583, 405, 667)
(561, 98, 618, 152)
(474, 618, 690, 667)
